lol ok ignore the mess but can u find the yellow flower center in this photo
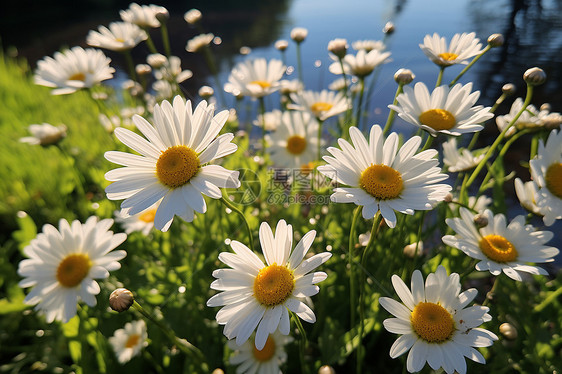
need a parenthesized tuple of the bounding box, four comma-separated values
(56, 253, 92, 288)
(68, 72, 86, 81)
(139, 209, 157, 223)
(438, 52, 459, 61)
(310, 102, 334, 114)
(125, 334, 141, 348)
(156, 145, 199, 188)
(116, 38, 125, 43)
(253, 263, 294, 307)
(545, 162, 562, 199)
(359, 164, 403, 200)
(419, 109, 456, 131)
(252, 336, 276, 362)
(250, 80, 271, 89)
(286, 135, 307, 155)
(411, 302, 455, 343)
(479, 234, 518, 262)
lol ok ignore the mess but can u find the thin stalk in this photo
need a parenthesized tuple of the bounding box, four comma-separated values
(348, 206, 362, 329)
(449, 44, 492, 87)
(122, 50, 137, 81)
(296, 42, 304, 83)
(467, 92, 507, 151)
(317, 119, 324, 161)
(220, 191, 255, 252)
(435, 67, 445, 87)
(291, 311, 309, 374)
(383, 83, 404, 136)
(482, 275, 501, 307)
(338, 57, 352, 126)
(464, 85, 534, 190)
(160, 22, 171, 57)
(143, 31, 159, 54)
(354, 77, 366, 132)
(202, 47, 226, 107)
(420, 133, 434, 152)
(258, 97, 267, 155)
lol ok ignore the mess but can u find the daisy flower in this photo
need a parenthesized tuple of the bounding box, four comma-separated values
(379, 265, 497, 374)
(185, 33, 214, 53)
(279, 79, 303, 96)
(228, 330, 292, 374)
(419, 32, 483, 67)
(288, 89, 350, 121)
(87, 22, 147, 51)
(329, 49, 391, 78)
(34, 47, 115, 95)
(224, 58, 286, 99)
(496, 98, 542, 136)
(317, 125, 451, 228)
(254, 109, 283, 132)
(109, 320, 148, 364)
(207, 220, 331, 350)
(267, 111, 319, 168)
(529, 129, 562, 226)
(120, 3, 168, 28)
(442, 137, 484, 172)
(104, 96, 241, 232)
(352, 39, 385, 52)
(19, 123, 67, 146)
(442, 208, 559, 281)
(388, 82, 494, 136)
(115, 201, 159, 235)
(17, 217, 127, 323)
(154, 55, 193, 84)
(514, 178, 542, 216)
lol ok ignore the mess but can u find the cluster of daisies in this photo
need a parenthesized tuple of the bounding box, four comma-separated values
(17, 2, 562, 374)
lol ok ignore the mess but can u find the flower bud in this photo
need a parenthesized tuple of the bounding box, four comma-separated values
(499, 322, 518, 340)
(275, 40, 289, 51)
(147, 53, 167, 68)
(198, 85, 214, 100)
(184, 9, 202, 25)
(211, 369, 225, 374)
(382, 21, 395, 34)
(540, 103, 551, 112)
(502, 83, 516, 96)
(318, 365, 336, 374)
(290, 27, 308, 43)
(473, 214, 488, 228)
(487, 33, 504, 47)
(443, 193, 454, 203)
(109, 288, 134, 312)
(403, 242, 423, 258)
(394, 68, 415, 85)
(328, 38, 348, 59)
(523, 67, 546, 86)
(155, 10, 169, 24)
(239, 46, 251, 55)
(135, 64, 151, 76)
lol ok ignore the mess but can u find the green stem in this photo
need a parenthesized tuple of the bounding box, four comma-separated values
(467, 92, 506, 151)
(220, 192, 255, 252)
(143, 31, 159, 54)
(383, 83, 404, 136)
(122, 50, 137, 82)
(317, 119, 324, 161)
(296, 42, 304, 83)
(420, 133, 434, 152)
(435, 67, 445, 87)
(291, 311, 309, 374)
(464, 85, 534, 190)
(348, 206, 362, 329)
(160, 22, 171, 57)
(202, 47, 226, 107)
(258, 97, 267, 155)
(449, 44, 492, 87)
(338, 57, 353, 127)
(482, 275, 500, 307)
(354, 77, 366, 132)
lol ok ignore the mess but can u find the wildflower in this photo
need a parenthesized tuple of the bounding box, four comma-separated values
(17, 217, 127, 323)
(442, 137, 484, 172)
(228, 331, 292, 374)
(186, 33, 214, 53)
(327, 38, 348, 59)
(115, 201, 159, 235)
(109, 288, 134, 312)
(87, 22, 147, 51)
(279, 79, 303, 96)
(523, 67, 546, 86)
(499, 323, 518, 340)
(496, 98, 542, 135)
(109, 320, 148, 364)
(329, 49, 391, 78)
(20, 123, 67, 146)
(105, 97, 240, 232)
(382, 22, 395, 34)
(147, 53, 167, 68)
(254, 109, 283, 132)
(443, 208, 559, 281)
(394, 69, 415, 85)
(419, 32, 483, 67)
(207, 220, 331, 349)
(379, 265, 498, 374)
(389, 82, 494, 136)
(352, 39, 385, 52)
(514, 178, 542, 215)
(487, 33, 504, 47)
(317, 125, 451, 228)
(34, 47, 114, 95)
(274, 40, 289, 51)
(120, 3, 168, 28)
(289, 89, 350, 121)
(199, 86, 215, 100)
(154, 55, 193, 83)
(184, 9, 202, 25)
(290, 27, 308, 43)
(224, 58, 285, 99)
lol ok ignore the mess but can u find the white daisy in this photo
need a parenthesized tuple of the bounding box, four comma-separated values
(419, 32, 483, 67)
(120, 3, 168, 28)
(185, 33, 214, 53)
(34, 47, 115, 95)
(442, 137, 484, 172)
(329, 49, 391, 78)
(224, 58, 286, 99)
(317, 125, 451, 228)
(19, 123, 67, 146)
(279, 79, 303, 96)
(154, 55, 193, 84)
(267, 111, 319, 169)
(514, 178, 542, 216)
(109, 320, 148, 364)
(328, 77, 355, 92)
(496, 98, 542, 136)
(17, 217, 127, 323)
(254, 109, 283, 131)
(87, 22, 147, 51)
(207, 220, 331, 350)
(104, 96, 241, 232)
(379, 265, 497, 374)
(529, 129, 562, 226)
(468, 195, 492, 213)
(352, 39, 385, 52)
(288, 89, 350, 121)
(442, 208, 559, 281)
(388, 82, 494, 136)
(228, 330, 292, 374)
(115, 201, 159, 235)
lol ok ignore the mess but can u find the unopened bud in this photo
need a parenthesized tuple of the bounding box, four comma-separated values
(239, 46, 251, 55)
(290, 27, 308, 43)
(383, 22, 395, 34)
(403, 242, 423, 258)
(523, 67, 546, 86)
(275, 40, 289, 51)
(109, 288, 134, 312)
(328, 38, 348, 59)
(135, 64, 151, 75)
(502, 83, 516, 96)
(394, 68, 415, 85)
(540, 103, 551, 112)
(184, 9, 202, 25)
(499, 323, 518, 340)
(487, 33, 504, 47)
(211, 369, 225, 374)
(147, 53, 167, 68)
(473, 214, 488, 228)
(155, 10, 169, 24)
(198, 86, 214, 99)
(318, 365, 336, 374)
(443, 193, 454, 203)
